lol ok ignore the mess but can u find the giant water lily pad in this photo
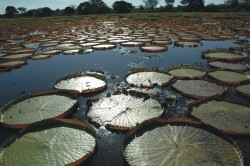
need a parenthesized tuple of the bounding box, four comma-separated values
(0, 53, 33, 61)
(125, 70, 172, 88)
(190, 99, 250, 135)
(234, 81, 250, 98)
(168, 66, 205, 79)
(87, 91, 163, 130)
(92, 44, 116, 50)
(0, 119, 96, 166)
(172, 80, 226, 99)
(0, 90, 79, 128)
(174, 41, 202, 47)
(124, 118, 244, 166)
(31, 54, 51, 60)
(140, 46, 167, 53)
(202, 51, 244, 61)
(0, 61, 27, 68)
(54, 71, 107, 94)
(207, 70, 250, 85)
(208, 61, 248, 71)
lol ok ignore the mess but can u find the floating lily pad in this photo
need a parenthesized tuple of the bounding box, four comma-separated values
(140, 46, 167, 53)
(43, 50, 62, 55)
(0, 53, 33, 61)
(234, 81, 250, 98)
(0, 61, 27, 68)
(31, 54, 51, 60)
(207, 70, 250, 85)
(87, 91, 163, 130)
(109, 39, 129, 44)
(92, 44, 116, 50)
(202, 51, 244, 61)
(208, 61, 248, 71)
(168, 66, 205, 79)
(125, 70, 172, 88)
(121, 42, 145, 47)
(174, 41, 202, 47)
(172, 80, 226, 99)
(63, 49, 79, 55)
(80, 42, 100, 47)
(54, 72, 107, 94)
(0, 119, 97, 166)
(124, 118, 244, 166)
(152, 40, 172, 45)
(190, 99, 250, 135)
(0, 90, 79, 128)
(12, 49, 34, 54)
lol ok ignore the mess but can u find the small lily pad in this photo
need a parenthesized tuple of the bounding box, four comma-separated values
(168, 66, 205, 79)
(54, 71, 107, 94)
(234, 81, 250, 98)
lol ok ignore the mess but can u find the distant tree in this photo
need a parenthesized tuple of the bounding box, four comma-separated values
(143, 0, 159, 10)
(77, 2, 93, 14)
(112, 1, 134, 13)
(89, 0, 111, 14)
(180, 0, 205, 11)
(36, 7, 52, 17)
(26, 9, 36, 17)
(165, 0, 175, 8)
(17, 7, 27, 14)
(224, 0, 239, 7)
(64, 6, 75, 15)
(205, 3, 219, 12)
(5, 6, 18, 17)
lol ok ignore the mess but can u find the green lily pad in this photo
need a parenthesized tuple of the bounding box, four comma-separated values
(125, 70, 172, 88)
(208, 61, 248, 71)
(92, 44, 116, 50)
(0, 61, 27, 68)
(0, 90, 79, 128)
(124, 118, 244, 166)
(168, 67, 205, 79)
(190, 100, 250, 135)
(207, 70, 250, 85)
(235, 81, 250, 98)
(87, 91, 163, 130)
(0, 53, 33, 61)
(202, 52, 244, 61)
(0, 119, 96, 166)
(54, 72, 107, 94)
(174, 41, 202, 47)
(31, 55, 51, 60)
(121, 42, 145, 47)
(140, 46, 168, 53)
(172, 80, 226, 99)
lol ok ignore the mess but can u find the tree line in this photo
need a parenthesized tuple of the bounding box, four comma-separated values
(3, 0, 250, 18)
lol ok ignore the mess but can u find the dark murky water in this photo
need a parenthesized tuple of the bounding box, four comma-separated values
(0, 40, 250, 166)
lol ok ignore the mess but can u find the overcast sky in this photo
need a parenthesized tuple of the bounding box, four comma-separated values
(0, 0, 225, 14)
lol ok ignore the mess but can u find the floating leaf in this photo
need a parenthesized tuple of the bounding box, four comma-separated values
(168, 66, 205, 79)
(140, 46, 167, 53)
(0, 61, 27, 68)
(174, 41, 202, 47)
(121, 42, 145, 47)
(0, 90, 79, 128)
(0, 53, 33, 61)
(124, 118, 244, 166)
(0, 119, 96, 166)
(202, 51, 244, 61)
(87, 91, 163, 130)
(234, 81, 250, 98)
(172, 80, 226, 99)
(92, 44, 116, 50)
(43, 50, 62, 55)
(125, 70, 172, 88)
(54, 72, 107, 94)
(208, 61, 248, 71)
(31, 54, 51, 60)
(190, 99, 250, 135)
(207, 70, 250, 85)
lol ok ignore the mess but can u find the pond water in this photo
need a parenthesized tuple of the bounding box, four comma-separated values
(0, 39, 249, 165)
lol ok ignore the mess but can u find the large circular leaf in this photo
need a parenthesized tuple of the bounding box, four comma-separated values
(168, 66, 205, 79)
(54, 71, 107, 94)
(125, 70, 172, 88)
(0, 61, 27, 68)
(0, 119, 97, 166)
(190, 99, 250, 135)
(202, 51, 244, 61)
(124, 118, 244, 166)
(234, 81, 250, 98)
(172, 80, 226, 99)
(87, 91, 163, 131)
(140, 46, 167, 53)
(207, 70, 250, 85)
(0, 90, 79, 128)
(208, 61, 248, 71)
(0, 53, 33, 61)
